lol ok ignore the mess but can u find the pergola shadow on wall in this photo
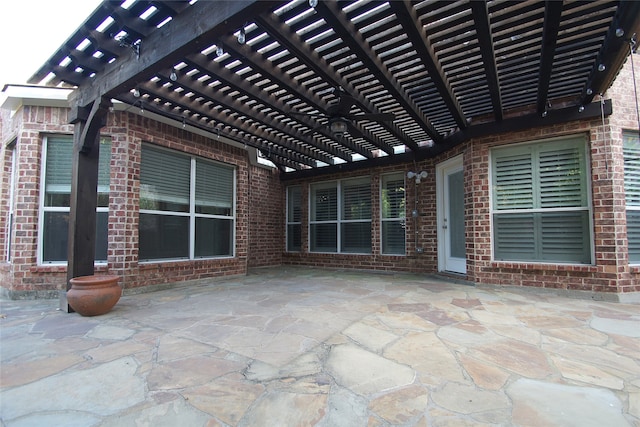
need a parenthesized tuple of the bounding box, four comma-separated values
(29, 0, 640, 303)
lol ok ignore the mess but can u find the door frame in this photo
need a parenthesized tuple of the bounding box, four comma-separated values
(436, 155, 466, 274)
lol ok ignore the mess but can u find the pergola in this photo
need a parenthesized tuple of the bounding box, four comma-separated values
(28, 0, 640, 303)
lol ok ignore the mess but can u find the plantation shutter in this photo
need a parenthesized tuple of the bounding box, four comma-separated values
(624, 133, 640, 207)
(538, 145, 585, 208)
(540, 211, 590, 262)
(624, 132, 640, 262)
(628, 211, 640, 262)
(493, 213, 536, 261)
(492, 138, 591, 263)
(493, 150, 533, 210)
(195, 159, 234, 214)
(140, 145, 190, 208)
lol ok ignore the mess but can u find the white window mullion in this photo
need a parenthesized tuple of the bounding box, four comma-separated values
(189, 157, 196, 260)
(337, 181, 342, 253)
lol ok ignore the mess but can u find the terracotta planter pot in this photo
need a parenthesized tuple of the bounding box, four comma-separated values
(67, 275, 122, 316)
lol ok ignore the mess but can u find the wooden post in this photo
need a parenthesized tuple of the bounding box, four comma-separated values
(60, 97, 110, 312)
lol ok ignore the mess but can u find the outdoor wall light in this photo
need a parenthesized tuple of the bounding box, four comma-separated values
(170, 68, 178, 81)
(407, 170, 428, 184)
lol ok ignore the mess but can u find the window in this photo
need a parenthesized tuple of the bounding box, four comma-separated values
(286, 186, 302, 252)
(139, 144, 235, 261)
(5, 139, 16, 262)
(310, 177, 371, 253)
(624, 132, 640, 263)
(491, 137, 592, 263)
(40, 135, 111, 264)
(381, 173, 406, 255)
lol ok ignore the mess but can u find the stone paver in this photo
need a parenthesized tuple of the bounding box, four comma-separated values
(1, 267, 639, 426)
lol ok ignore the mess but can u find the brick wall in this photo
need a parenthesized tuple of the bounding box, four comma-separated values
(2, 55, 638, 299)
(281, 161, 441, 273)
(280, 58, 639, 298)
(247, 163, 284, 267)
(1, 107, 258, 297)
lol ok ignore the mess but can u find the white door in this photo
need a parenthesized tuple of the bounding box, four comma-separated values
(437, 156, 466, 274)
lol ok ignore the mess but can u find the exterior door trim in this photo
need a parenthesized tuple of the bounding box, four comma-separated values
(436, 155, 466, 274)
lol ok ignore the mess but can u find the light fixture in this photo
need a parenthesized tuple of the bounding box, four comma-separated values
(133, 88, 140, 98)
(309, 0, 318, 7)
(329, 119, 347, 135)
(578, 105, 585, 113)
(598, 63, 606, 72)
(237, 27, 246, 45)
(586, 88, 593, 95)
(407, 170, 428, 184)
(170, 68, 177, 81)
(216, 43, 224, 57)
(616, 28, 624, 38)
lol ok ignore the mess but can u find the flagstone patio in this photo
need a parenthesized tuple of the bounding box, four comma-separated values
(1, 267, 639, 426)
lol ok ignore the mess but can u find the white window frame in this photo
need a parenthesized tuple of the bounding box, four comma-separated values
(139, 143, 236, 262)
(309, 177, 372, 254)
(38, 135, 110, 265)
(380, 172, 406, 255)
(5, 138, 17, 262)
(623, 131, 640, 264)
(489, 135, 594, 264)
(286, 185, 302, 252)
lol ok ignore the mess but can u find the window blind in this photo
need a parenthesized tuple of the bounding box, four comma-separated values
(45, 136, 111, 197)
(45, 136, 73, 194)
(287, 186, 301, 223)
(382, 176, 405, 219)
(381, 174, 406, 255)
(311, 184, 337, 222)
(195, 159, 233, 211)
(140, 145, 190, 207)
(342, 178, 371, 220)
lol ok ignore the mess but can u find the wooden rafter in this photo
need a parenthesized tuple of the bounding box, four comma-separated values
(470, 0, 504, 122)
(315, 1, 441, 146)
(28, 0, 637, 175)
(392, 0, 468, 129)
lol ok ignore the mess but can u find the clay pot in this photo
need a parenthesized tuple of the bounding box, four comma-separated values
(67, 275, 122, 316)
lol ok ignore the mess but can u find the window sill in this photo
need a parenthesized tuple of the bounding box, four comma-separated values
(489, 261, 598, 272)
(31, 264, 109, 274)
